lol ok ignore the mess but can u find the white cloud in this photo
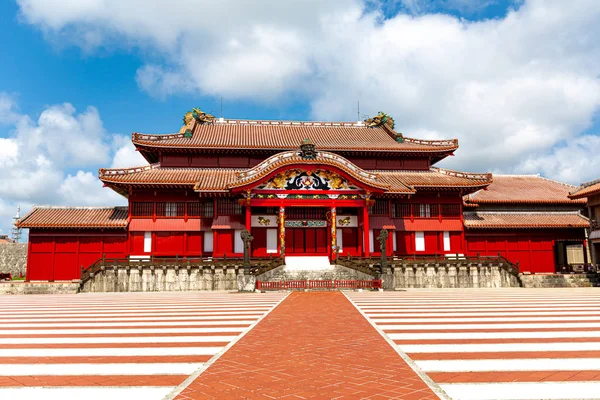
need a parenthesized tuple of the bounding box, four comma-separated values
(60, 171, 123, 205)
(519, 135, 600, 184)
(0, 93, 129, 236)
(0, 93, 21, 124)
(14, 0, 600, 184)
(110, 134, 146, 168)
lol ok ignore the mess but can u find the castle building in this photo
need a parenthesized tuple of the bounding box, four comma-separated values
(15, 111, 590, 280)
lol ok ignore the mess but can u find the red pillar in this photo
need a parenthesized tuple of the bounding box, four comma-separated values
(363, 206, 370, 257)
(245, 204, 252, 231)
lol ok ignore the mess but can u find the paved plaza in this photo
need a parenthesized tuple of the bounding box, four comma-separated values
(1, 289, 600, 399)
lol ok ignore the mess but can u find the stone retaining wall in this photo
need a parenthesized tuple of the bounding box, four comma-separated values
(0, 243, 27, 277)
(520, 273, 600, 288)
(0, 282, 79, 295)
(81, 264, 250, 292)
(388, 263, 521, 289)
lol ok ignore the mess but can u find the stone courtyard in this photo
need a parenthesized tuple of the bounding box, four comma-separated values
(1, 288, 600, 400)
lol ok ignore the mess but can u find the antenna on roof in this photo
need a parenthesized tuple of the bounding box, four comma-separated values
(357, 101, 360, 122)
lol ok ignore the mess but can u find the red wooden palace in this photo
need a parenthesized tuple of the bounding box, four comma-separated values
(16, 111, 591, 280)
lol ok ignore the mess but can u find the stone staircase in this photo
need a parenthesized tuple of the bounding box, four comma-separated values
(520, 273, 600, 288)
(256, 257, 373, 282)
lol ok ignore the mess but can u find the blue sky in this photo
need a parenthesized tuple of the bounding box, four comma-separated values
(0, 0, 599, 236)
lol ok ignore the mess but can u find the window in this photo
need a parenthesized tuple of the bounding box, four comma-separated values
(415, 231, 425, 251)
(131, 202, 153, 217)
(187, 201, 214, 218)
(286, 207, 326, 220)
(266, 229, 278, 253)
(217, 199, 243, 215)
(165, 202, 178, 217)
(143, 232, 152, 253)
(441, 204, 461, 218)
(156, 202, 184, 217)
(443, 231, 451, 251)
(392, 203, 411, 218)
(234, 229, 244, 253)
(204, 232, 214, 252)
(372, 200, 390, 216)
(419, 204, 431, 218)
(566, 244, 585, 264)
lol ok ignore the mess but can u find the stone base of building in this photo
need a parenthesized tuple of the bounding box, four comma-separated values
(80, 264, 250, 292)
(520, 273, 600, 288)
(391, 263, 521, 288)
(0, 281, 80, 295)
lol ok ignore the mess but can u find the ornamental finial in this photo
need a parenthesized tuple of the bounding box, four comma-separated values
(365, 111, 396, 130)
(299, 138, 317, 160)
(181, 107, 215, 138)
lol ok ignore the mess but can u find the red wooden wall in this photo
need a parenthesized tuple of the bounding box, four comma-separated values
(465, 229, 585, 273)
(395, 231, 463, 255)
(28, 230, 128, 281)
(130, 231, 204, 256)
(159, 153, 431, 171)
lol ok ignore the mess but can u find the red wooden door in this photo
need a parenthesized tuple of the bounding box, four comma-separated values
(305, 228, 317, 253)
(315, 229, 327, 253)
(342, 228, 358, 255)
(252, 228, 267, 257)
(287, 228, 328, 255)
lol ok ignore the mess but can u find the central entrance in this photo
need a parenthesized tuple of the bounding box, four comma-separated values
(286, 207, 329, 256)
(287, 228, 328, 255)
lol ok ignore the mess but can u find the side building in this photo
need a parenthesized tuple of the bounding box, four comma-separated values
(464, 175, 589, 273)
(569, 179, 600, 267)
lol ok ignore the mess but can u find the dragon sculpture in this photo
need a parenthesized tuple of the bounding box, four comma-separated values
(364, 112, 404, 142)
(181, 108, 216, 137)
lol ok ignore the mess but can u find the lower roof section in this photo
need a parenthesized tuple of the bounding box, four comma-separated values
(98, 163, 491, 196)
(569, 179, 600, 200)
(16, 207, 128, 229)
(464, 211, 589, 229)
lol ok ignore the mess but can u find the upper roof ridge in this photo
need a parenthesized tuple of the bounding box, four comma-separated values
(491, 173, 576, 188)
(99, 163, 160, 177)
(28, 205, 127, 210)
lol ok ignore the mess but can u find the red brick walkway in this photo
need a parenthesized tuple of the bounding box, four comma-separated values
(176, 292, 440, 399)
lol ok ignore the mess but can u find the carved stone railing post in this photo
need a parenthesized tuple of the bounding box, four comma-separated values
(377, 229, 389, 269)
(240, 229, 253, 274)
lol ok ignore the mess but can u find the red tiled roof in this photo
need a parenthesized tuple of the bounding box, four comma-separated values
(376, 168, 492, 190)
(229, 150, 397, 193)
(99, 163, 490, 195)
(132, 120, 459, 154)
(463, 211, 589, 229)
(569, 179, 600, 200)
(464, 175, 585, 205)
(394, 219, 464, 231)
(16, 207, 128, 229)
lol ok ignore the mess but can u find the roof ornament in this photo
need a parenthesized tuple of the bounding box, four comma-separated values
(364, 112, 404, 142)
(181, 108, 216, 138)
(299, 138, 317, 160)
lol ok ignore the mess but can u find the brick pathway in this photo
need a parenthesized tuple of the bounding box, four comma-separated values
(347, 289, 600, 400)
(176, 292, 440, 400)
(0, 292, 287, 399)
